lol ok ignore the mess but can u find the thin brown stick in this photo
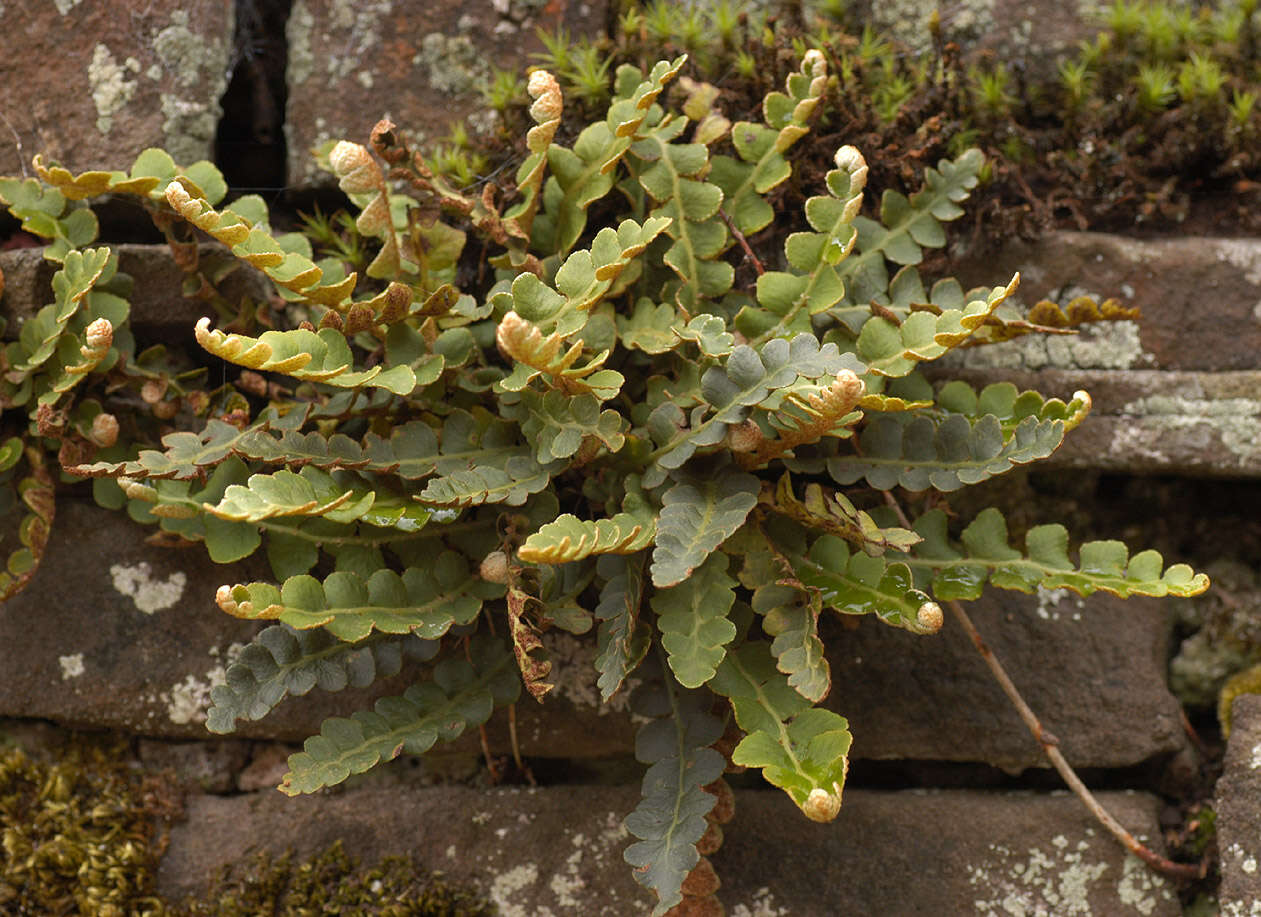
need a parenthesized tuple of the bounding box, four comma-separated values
(945, 597, 1204, 880)
(879, 492, 1205, 880)
(718, 208, 765, 275)
(508, 703, 537, 786)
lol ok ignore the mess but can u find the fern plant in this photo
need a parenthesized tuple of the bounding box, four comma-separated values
(4, 50, 1210, 913)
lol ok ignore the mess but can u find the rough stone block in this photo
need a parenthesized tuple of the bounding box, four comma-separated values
(950, 233, 1261, 373)
(0, 2, 234, 176)
(284, 0, 607, 187)
(156, 783, 1180, 915)
(0, 498, 417, 739)
(1217, 694, 1261, 915)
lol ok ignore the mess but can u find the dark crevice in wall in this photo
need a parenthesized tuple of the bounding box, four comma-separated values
(215, 0, 293, 205)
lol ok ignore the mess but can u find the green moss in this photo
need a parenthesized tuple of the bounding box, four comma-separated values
(182, 840, 495, 917)
(0, 736, 173, 916)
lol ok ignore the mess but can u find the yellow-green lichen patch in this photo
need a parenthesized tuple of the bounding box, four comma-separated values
(87, 43, 140, 135)
(182, 839, 495, 916)
(1118, 395, 1261, 465)
(0, 736, 177, 916)
(146, 9, 232, 164)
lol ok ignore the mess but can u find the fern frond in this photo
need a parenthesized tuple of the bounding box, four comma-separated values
(512, 390, 627, 463)
(740, 144, 868, 344)
(327, 141, 403, 279)
(215, 554, 494, 642)
(495, 311, 623, 400)
(594, 553, 651, 701)
(709, 641, 852, 822)
(623, 678, 725, 916)
(631, 127, 732, 308)
(712, 50, 829, 236)
(492, 216, 671, 339)
(934, 380, 1092, 434)
(650, 551, 738, 687)
(855, 275, 1020, 377)
(751, 583, 830, 703)
(416, 455, 555, 508)
(194, 318, 417, 394)
(768, 475, 921, 555)
(0, 448, 55, 601)
(537, 56, 686, 255)
(519, 509, 655, 564)
(905, 508, 1211, 600)
(651, 468, 759, 588)
(165, 181, 356, 306)
(280, 637, 521, 794)
(830, 148, 986, 332)
(206, 626, 433, 733)
(10, 247, 110, 371)
(34, 148, 228, 204)
(503, 69, 563, 237)
(791, 533, 944, 635)
(827, 409, 1071, 492)
(647, 334, 861, 477)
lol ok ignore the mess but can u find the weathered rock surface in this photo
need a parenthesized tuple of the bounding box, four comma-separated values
(825, 590, 1186, 772)
(284, 0, 607, 186)
(951, 233, 1261, 373)
(0, 501, 1186, 773)
(0, 2, 233, 176)
(157, 782, 1180, 915)
(1217, 694, 1261, 916)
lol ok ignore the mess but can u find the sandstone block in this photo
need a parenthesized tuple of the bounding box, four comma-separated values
(0, 2, 234, 176)
(284, 0, 607, 187)
(1217, 694, 1261, 915)
(157, 783, 1180, 915)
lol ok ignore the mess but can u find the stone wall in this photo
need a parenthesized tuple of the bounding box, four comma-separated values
(2, 1, 1258, 913)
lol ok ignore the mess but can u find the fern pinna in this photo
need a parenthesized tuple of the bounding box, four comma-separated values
(4, 49, 1208, 914)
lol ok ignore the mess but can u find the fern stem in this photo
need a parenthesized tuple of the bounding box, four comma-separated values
(878, 491, 1205, 880)
(943, 597, 1205, 881)
(718, 207, 764, 275)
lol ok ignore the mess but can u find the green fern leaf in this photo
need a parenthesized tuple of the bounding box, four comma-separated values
(631, 129, 732, 308)
(709, 641, 852, 822)
(671, 313, 735, 357)
(416, 455, 555, 508)
(623, 679, 725, 916)
(519, 509, 655, 564)
(492, 217, 671, 339)
(855, 276, 1019, 377)
(512, 390, 627, 463)
(650, 551, 738, 687)
(934, 380, 1092, 434)
(216, 554, 495, 642)
(280, 637, 521, 794)
(739, 145, 868, 344)
(495, 311, 623, 400)
(752, 584, 831, 703)
(770, 475, 920, 556)
(11, 247, 110, 371)
(648, 334, 861, 477)
(792, 533, 944, 635)
(651, 469, 758, 588)
(827, 408, 1070, 493)
(594, 553, 651, 701)
(830, 148, 986, 333)
(206, 626, 436, 734)
(712, 50, 829, 236)
(166, 182, 356, 306)
(906, 508, 1211, 600)
(194, 319, 416, 394)
(538, 57, 686, 256)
